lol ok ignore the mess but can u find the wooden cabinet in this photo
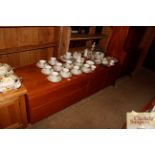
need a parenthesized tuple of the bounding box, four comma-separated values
(0, 86, 28, 128)
(16, 63, 120, 123)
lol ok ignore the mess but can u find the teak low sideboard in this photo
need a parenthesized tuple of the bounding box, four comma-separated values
(16, 63, 121, 124)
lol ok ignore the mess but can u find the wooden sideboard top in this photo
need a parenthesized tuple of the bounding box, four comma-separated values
(15, 64, 113, 98)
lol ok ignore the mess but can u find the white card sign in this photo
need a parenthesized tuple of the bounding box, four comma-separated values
(127, 111, 155, 129)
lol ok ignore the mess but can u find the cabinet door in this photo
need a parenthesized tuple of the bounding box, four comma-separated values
(0, 98, 22, 129)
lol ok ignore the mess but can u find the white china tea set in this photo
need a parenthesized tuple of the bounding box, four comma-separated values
(36, 48, 118, 83)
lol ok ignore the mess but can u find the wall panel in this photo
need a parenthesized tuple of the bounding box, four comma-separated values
(0, 27, 58, 67)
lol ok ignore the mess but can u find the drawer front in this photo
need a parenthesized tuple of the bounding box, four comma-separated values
(29, 88, 86, 123)
(29, 76, 88, 109)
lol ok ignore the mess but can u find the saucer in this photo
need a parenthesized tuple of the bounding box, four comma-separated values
(41, 69, 52, 75)
(82, 67, 91, 73)
(60, 71, 72, 78)
(48, 60, 57, 66)
(86, 60, 95, 65)
(71, 69, 82, 75)
(60, 55, 73, 62)
(47, 76, 62, 83)
(36, 62, 46, 68)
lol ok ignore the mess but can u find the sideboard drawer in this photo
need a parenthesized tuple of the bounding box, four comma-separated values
(29, 87, 86, 123)
(29, 76, 88, 109)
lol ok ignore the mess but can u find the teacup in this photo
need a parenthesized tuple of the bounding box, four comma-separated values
(109, 60, 115, 66)
(48, 71, 61, 82)
(60, 68, 72, 78)
(86, 60, 95, 65)
(95, 59, 102, 64)
(71, 66, 82, 75)
(64, 60, 73, 69)
(82, 64, 91, 73)
(54, 62, 63, 72)
(48, 57, 57, 65)
(37, 59, 47, 68)
(91, 65, 96, 71)
(41, 64, 52, 75)
(102, 58, 109, 65)
(73, 52, 82, 60)
(95, 52, 105, 59)
(65, 52, 72, 59)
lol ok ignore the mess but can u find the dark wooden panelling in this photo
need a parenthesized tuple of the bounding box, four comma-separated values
(0, 48, 54, 68)
(0, 27, 58, 67)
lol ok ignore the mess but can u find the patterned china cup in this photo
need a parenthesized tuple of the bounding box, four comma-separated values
(49, 57, 57, 65)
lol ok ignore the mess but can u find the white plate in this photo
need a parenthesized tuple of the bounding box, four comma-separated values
(41, 69, 51, 75)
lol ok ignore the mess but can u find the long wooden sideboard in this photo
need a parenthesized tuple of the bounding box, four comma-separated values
(16, 63, 121, 123)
